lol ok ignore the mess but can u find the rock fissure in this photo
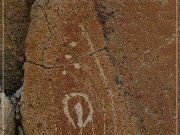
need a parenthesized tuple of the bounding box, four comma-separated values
(26, 47, 107, 69)
(41, 10, 53, 65)
(9, 88, 25, 135)
(26, 58, 78, 69)
(2, 0, 35, 134)
(89, 47, 106, 56)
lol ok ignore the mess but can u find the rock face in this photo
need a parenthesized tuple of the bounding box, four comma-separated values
(0, 93, 15, 135)
(21, 0, 138, 134)
(3, 0, 34, 96)
(94, 0, 176, 134)
(21, 0, 176, 135)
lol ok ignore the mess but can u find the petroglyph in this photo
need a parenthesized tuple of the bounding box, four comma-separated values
(74, 102, 84, 128)
(74, 63, 82, 69)
(62, 93, 93, 129)
(79, 23, 117, 134)
(69, 41, 77, 47)
(62, 70, 67, 75)
(65, 55, 72, 60)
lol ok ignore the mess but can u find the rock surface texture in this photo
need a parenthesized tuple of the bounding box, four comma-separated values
(21, 1, 136, 134)
(0, 94, 15, 135)
(94, 0, 176, 134)
(21, 0, 176, 135)
(3, 0, 34, 96)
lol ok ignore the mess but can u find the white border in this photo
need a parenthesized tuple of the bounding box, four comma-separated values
(176, 0, 179, 134)
(0, 1, 178, 135)
(2, 0, 5, 133)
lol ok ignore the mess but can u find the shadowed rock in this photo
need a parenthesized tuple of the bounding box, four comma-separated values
(3, 0, 34, 96)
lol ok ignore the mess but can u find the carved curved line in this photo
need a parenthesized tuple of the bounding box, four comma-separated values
(62, 93, 94, 129)
(79, 23, 117, 134)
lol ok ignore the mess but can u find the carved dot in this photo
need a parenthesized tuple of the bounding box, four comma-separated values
(74, 63, 81, 69)
(65, 55, 72, 60)
(69, 41, 77, 47)
(62, 70, 67, 75)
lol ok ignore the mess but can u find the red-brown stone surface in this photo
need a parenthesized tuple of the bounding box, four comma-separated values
(94, 0, 176, 134)
(21, 0, 177, 135)
(21, 0, 137, 134)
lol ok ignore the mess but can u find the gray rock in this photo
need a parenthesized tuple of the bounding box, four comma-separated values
(0, 93, 15, 135)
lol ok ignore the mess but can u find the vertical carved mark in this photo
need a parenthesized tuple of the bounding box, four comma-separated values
(79, 23, 117, 134)
(62, 93, 93, 130)
(74, 102, 83, 128)
(102, 99, 106, 135)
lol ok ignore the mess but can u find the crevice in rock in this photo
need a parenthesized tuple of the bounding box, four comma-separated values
(26, 58, 78, 69)
(4, 0, 35, 134)
(4, 0, 35, 97)
(41, 10, 53, 65)
(9, 87, 24, 135)
(89, 47, 106, 56)
(13, 0, 35, 132)
(26, 47, 107, 69)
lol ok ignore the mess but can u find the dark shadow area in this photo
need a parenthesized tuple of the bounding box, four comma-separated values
(3, 0, 35, 96)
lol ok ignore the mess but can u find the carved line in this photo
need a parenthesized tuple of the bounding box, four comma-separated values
(62, 93, 93, 129)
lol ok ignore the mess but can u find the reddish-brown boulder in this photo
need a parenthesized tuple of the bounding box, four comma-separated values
(21, 0, 138, 134)
(21, 0, 177, 134)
